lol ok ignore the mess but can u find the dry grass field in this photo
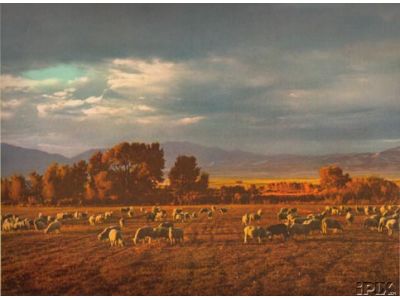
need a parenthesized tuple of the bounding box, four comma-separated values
(1, 204, 399, 295)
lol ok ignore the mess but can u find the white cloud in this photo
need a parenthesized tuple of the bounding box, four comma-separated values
(1, 74, 60, 92)
(176, 116, 205, 125)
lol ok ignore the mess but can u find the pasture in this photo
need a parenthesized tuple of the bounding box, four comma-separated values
(1, 204, 399, 295)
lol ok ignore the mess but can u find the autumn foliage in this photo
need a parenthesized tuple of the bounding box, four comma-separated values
(1, 142, 399, 205)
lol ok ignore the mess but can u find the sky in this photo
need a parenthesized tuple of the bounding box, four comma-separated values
(1, 4, 400, 157)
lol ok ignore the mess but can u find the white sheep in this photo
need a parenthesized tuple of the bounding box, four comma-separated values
(109, 229, 124, 247)
(44, 220, 61, 234)
(169, 227, 184, 245)
(385, 219, 399, 236)
(119, 218, 125, 228)
(346, 211, 354, 225)
(89, 215, 96, 225)
(95, 214, 104, 224)
(242, 213, 250, 226)
(321, 218, 343, 234)
(219, 208, 228, 215)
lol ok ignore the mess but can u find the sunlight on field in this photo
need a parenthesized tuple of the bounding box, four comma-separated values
(208, 177, 320, 188)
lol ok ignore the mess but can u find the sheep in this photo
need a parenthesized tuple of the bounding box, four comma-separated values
(199, 208, 210, 214)
(183, 212, 191, 221)
(34, 219, 47, 230)
(47, 216, 55, 223)
(364, 206, 372, 216)
(158, 222, 174, 229)
(169, 227, 184, 245)
(127, 210, 135, 218)
(356, 206, 364, 215)
(207, 211, 213, 219)
(363, 217, 379, 230)
(211, 206, 217, 212)
(98, 226, 120, 241)
(303, 218, 322, 233)
(265, 224, 289, 241)
(155, 210, 166, 221)
(89, 215, 96, 225)
(74, 211, 82, 220)
(243, 226, 267, 244)
(286, 214, 308, 226)
(174, 213, 184, 223)
(191, 212, 198, 219)
(249, 210, 262, 223)
(44, 221, 61, 234)
(172, 208, 183, 219)
(109, 229, 124, 247)
(219, 208, 228, 215)
(63, 212, 73, 219)
(153, 226, 170, 241)
(385, 219, 399, 236)
(321, 218, 343, 234)
(378, 214, 399, 232)
(146, 212, 156, 222)
(242, 213, 250, 226)
(133, 226, 155, 244)
(277, 210, 288, 221)
(120, 207, 130, 213)
(331, 207, 340, 216)
(139, 207, 145, 213)
(2, 220, 15, 232)
(288, 223, 311, 238)
(346, 211, 354, 225)
(104, 211, 113, 219)
(56, 212, 65, 221)
(119, 218, 125, 228)
(95, 214, 104, 224)
(151, 206, 161, 214)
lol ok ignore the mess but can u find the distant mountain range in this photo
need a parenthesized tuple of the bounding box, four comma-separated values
(1, 142, 400, 178)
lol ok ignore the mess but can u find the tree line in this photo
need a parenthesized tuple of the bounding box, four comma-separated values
(1, 142, 399, 205)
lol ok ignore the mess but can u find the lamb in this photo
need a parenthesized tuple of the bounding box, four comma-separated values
(133, 226, 155, 244)
(169, 227, 184, 245)
(199, 208, 210, 214)
(346, 211, 354, 225)
(302, 218, 322, 233)
(385, 219, 399, 236)
(219, 208, 228, 215)
(98, 226, 120, 241)
(288, 223, 311, 238)
(89, 215, 96, 225)
(363, 217, 379, 230)
(321, 218, 343, 234)
(44, 221, 61, 234)
(242, 213, 250, 226)
(265, 224, 289, 241)
(243, 226, 267, 244)
(95, 214, 104, 224)
(119, 218, 125, 228)
(109, 229, 124, 247)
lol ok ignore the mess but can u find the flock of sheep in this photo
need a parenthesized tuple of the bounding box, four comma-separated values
(1, 204, 399, 247)
(241, 204, 400, 244)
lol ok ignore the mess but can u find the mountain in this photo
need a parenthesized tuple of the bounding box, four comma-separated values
(1, 142, 400, 178)
(1, 143, 70, 177)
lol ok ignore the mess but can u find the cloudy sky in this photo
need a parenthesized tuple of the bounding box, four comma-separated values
(1, 4, 399, 157)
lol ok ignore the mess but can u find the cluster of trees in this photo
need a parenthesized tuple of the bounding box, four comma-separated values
(1, 142, 209, 205)
(1, 143, 399, 206)
(319, 165, 399, 204)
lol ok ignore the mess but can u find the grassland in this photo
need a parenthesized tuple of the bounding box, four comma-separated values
(1, 204, 399, 295)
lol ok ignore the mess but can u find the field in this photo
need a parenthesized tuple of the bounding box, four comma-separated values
(1, 204, 399, 296)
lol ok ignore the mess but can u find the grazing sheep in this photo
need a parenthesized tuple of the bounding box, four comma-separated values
(155, 210, 167, 221)
(243, 226, 267, 244)
(152, 206, 161, 214)
(120, 207, 130, 213)
(98, 226, 120, 241)
(139, 207, 145, 213)
(89, 215, 96, 225)
(289, 208, 298, 215)
(56, 212, 65, 221)
(321, 218, 343, 234)
(211, 206, 217, 212)
(109, 229, 124, 247)
(207, 211, 213, 219)
(199, 208, 210, 214)
(242, 213, 250, 226)
(2, 220, 15, 232)
(133, 226, 155, 244)
(172, 208, 183, 219)
(265, 224, 289, 241)
(174, 213, 184, 223)
(364, 206, 372, 216)
(169, 227, 184, 245)
(95, 214, 104, 224)
(153, 226, 170, 241)
(356, 206, 364, 215)
(219, 208, 228, 215)
(346, 211, 354, 225)
(127, 210, 135, 218)
(385, 219, 399, 236)
(119, 218, 125, 228)
(146, 212, 156, 222)
(74, 211, 82, 220)
(378, 214, 399, 232)
(191, 212, 198, 219)
(331, 207, 340, 216)
(158, 222, 174, 228)
(363, 217, 379, 230)
(249, 210, 262, 223)
(34, 219, 47, 230)
(104, 211, 113, 219)
(303, 218, 322, 233)
(289, 223, 311, 238)
(47, 216, 55, 223)
(44, 221, 61, 234)
(277, 210, 288, 221)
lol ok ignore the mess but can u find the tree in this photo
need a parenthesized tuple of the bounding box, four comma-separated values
(28, 171, 43, 203)
(1, 178, 11, 203)
(319, 165, 350, 190)
(42, 163, 60, 202)
(9, 174, 27, 203)
(169, 156, 200, 191)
